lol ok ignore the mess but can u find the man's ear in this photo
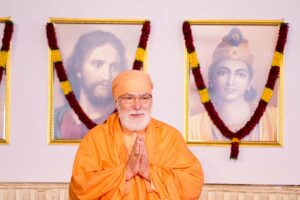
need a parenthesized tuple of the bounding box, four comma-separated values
(115, 100, 120, 111)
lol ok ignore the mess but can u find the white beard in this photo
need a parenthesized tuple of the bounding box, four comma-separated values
(117, 107, 151, 131)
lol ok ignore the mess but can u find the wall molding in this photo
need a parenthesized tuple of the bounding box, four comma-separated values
(201, 184, 300, 200)
(0, 183, 299, 199)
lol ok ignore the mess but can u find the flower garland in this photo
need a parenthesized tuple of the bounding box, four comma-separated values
(183, 21, 288, 159)
(0, 20, 14, 84)
(46, 20, 150, 130)
(133, 21, 151, 70)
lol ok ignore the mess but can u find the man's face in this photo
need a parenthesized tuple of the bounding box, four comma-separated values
(78, 44, 122, 106)
(116, 92, 152, 131)
(212, 59, 250, 102)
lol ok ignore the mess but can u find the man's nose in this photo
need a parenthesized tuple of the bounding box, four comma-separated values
(100, 66, 111, 80)
(228, 73, 236, 85)
(132, 98, 143, 110)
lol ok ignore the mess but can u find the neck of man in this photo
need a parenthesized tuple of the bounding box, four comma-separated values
(214, 97, 251, 127)
(121, 124, 146, 135)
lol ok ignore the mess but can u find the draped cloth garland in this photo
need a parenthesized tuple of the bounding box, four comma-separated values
(182, 21, 288, 159)
(46, 20, 150, 130)
(0, 20, 13, 85)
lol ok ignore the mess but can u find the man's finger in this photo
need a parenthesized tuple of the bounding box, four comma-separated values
(134, 137, 140, 156)
(139, 137, 144, 155)
(131, 136, 139, 154)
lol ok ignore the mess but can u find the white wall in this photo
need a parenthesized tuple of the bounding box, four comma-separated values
(0, 0, 299, 184)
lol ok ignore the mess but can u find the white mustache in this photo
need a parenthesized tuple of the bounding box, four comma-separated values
(127, 111, 146, 115)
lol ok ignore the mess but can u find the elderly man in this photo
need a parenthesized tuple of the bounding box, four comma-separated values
(69, 70, 204, 199)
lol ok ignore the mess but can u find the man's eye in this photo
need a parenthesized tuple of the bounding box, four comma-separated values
(236, 71, 248, 79)
(217, 70, 227, 76)
(124, 97, 133, 100)
(91, 60, 104, 68)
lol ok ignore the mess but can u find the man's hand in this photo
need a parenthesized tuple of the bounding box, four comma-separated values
(138, 143, 150, 182)
(125, 135, 150, 181)
(125, 136, 143, 181)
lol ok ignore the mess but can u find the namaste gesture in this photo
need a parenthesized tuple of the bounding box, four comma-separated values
(125, 135, 150, 182)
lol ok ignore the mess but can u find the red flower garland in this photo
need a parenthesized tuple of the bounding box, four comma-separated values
(183, 21, 288, 159)
(0, 20, 14, 84)
(133, 21, 150, 70)
(46, 21, 150, 130)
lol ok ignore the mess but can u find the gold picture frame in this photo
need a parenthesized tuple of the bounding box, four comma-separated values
(0, 17, 11, 145)
(48, 18, 148, 144)
(184, 19, 284, 146)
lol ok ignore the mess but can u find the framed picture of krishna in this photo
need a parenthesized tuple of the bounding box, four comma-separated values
(183, 20, 288, 150)
(47, 18, 149, 144)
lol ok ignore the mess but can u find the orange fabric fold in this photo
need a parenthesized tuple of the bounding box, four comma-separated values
(69, 113, 204, 199)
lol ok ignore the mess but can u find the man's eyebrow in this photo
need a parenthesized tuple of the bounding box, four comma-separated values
(122, 93, 151, 97)
(217, 66, 229, 70)
(236, 69, 248, 72)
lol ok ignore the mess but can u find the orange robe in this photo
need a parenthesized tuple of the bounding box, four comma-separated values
(69, 113, 204, 200)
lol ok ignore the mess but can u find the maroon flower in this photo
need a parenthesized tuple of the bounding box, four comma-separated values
(1, 21, 13, 51)
(0, 20, 14, 84)
(139, 21, 151, 49)
(266, 67, 280, 89)
(54, 62, 67, 81)
(133, 61, 143, 70)
(230, 142, 239, 159)
(46, 23, 59, 49)
(276, 23, 289, 53)
(0, 68, 4, 83)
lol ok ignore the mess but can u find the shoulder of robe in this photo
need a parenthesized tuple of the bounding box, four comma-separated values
(79, 113, 118, 145)
(77, 124, 107, 149)
(150, 117, 183, 140)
